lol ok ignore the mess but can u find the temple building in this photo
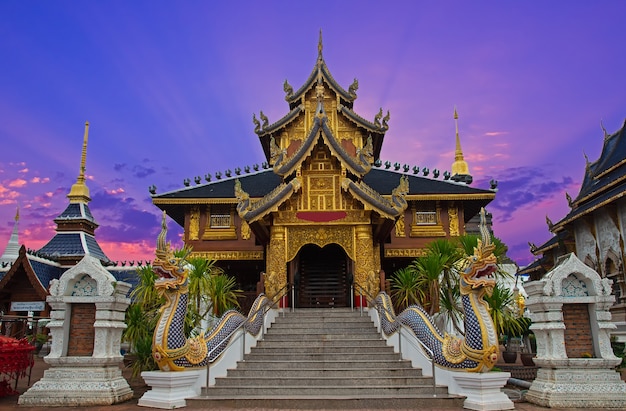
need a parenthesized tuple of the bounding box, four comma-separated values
(152, 37, 497, 308)
(520, 119, 626, 340)
(0, 122, 138, 332)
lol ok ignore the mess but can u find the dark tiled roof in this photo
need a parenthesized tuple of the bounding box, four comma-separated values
(55, 203, 96, 224)
(38, 232, 111, 263)
(363, 168, 494, 196)
(109, 268, 140, 290)
(30, 259, 65, 289)
(154, 170, 282, 200)
(532, 230, 569, 254)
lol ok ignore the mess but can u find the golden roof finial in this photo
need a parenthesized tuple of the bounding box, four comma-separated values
(14, 204, 19, 222)
(67, 121, 92, 203)
(451, 107, 470, 176)
(318, 29, 323, 60)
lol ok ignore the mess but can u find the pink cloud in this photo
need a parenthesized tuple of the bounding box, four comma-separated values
(8, 178, 27, 188)
(106, 188, 126, 195)
(18, 168, 29, 174)
(30, 177, 50, 184)
(484, 131, 509, 136)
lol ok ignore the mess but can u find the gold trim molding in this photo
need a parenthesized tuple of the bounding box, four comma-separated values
(190, 251, 264, 260)
(384, 248, 427, 258)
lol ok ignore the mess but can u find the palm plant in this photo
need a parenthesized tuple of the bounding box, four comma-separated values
(186, 256, 224, 329)
(207, 273, 243, 317)
(390, 267, 422, 311)
(484, 282, 528, 342)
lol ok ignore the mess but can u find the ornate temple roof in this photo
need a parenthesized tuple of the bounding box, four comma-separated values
(255, 35, 388, 164)
(152, 165, 495, 228)
(552, 119, 626, 231)
(284, 31, 357, 109)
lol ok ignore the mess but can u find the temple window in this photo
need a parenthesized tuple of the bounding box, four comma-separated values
(410, 201, 445, 237)
(210, 205, 231, 228)
(202, 204, 237, 240)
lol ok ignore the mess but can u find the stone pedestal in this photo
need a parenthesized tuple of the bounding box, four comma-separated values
(19, 256, 133, 406)
(525, 358, 626, 408)
(139, 370, 202, 409)
(524, 253, 626, 408)
(452, 372, 514, 411)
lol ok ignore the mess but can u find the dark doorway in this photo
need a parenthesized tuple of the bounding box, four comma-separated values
(295, 244, 351, 308)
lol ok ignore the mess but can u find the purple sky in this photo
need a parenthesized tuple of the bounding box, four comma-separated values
(1, 1, 625, 267)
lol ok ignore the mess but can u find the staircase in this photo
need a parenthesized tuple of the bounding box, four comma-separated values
(191, 308, 464, 409)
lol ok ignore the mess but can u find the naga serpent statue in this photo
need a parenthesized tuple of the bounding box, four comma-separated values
(376, 208, 499, 372)
(151, 212, 269, 371)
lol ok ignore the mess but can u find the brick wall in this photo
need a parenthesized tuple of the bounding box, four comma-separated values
(67, 303, 95, 356)
(563, 303, 594, 358)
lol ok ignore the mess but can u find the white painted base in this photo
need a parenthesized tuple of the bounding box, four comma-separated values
(139, 369, 202, 409)
(526, 366, 626, 408)
(18, 365, 133, 406)
(452, 372, 514, 411)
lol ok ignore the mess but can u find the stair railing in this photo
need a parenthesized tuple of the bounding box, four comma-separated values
(202, 285, 290, 395)
(352, 281, 375, 316)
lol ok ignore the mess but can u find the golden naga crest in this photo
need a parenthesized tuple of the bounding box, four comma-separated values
(460, 208, 497, 293)
(153, 211, 188, 291)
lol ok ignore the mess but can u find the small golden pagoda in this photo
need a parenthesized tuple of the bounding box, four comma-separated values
(152, 36, 495, 309)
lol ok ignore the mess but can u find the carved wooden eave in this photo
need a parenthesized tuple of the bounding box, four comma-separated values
(341, 178, 405, 220)
(271, 116, 322, 177)
(286, 54, 356, 109)
(270, 111, 374, 179)
(256, 104, 304, 138)
(236, 178, 302, 224)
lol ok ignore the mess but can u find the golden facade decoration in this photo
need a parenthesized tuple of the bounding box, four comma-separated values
(191, 251, 264, 260)
(384, 248, 427, 258)
(395, 215, 406, 237)
(189, 206, 200, 240)
(266, 226, 287, 298)
(448, 205, 460, 236)
(354, 225, 378, 293)
(286, 225, 354, 262)
(240, 220, 251, 240)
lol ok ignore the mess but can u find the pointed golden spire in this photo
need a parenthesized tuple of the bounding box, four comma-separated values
(67, 121, 91, 203)
(451, 107, 470, 176)
(14, 204, 19, 222)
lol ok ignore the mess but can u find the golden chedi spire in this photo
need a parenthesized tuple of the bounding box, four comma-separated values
(451, 107, 472, 184)
(67, 121, 92, 203)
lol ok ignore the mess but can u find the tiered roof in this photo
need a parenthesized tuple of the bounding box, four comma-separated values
(36, 122, 111, 266)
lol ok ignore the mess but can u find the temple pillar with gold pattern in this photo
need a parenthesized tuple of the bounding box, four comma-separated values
(265, 225, 287, 302)
(354, 225, 378, 304)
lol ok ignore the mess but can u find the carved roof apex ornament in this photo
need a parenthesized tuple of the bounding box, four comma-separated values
(284, 79, 293, 100)
(252, 113, 261, 133)
(566, 192, 574, 208)
(584, 151, 591, 170)
(528, 241, 537, 253)
(546, 214, 554, 230)
(318, 29, 323, 61)
(374, 108, 383, 128)
(348, 78, 358, 97)
(601, 119, 609, 141)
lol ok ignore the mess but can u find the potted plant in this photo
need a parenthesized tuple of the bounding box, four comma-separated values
(520, 332, 536, 366)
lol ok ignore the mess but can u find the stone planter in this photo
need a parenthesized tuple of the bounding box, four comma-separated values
(520, 352, 535, 366)
(502, 351, 517, 364)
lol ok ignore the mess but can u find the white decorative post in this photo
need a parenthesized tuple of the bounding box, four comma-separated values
(524, 253, 626, 408)
(19, 255, 133, 406)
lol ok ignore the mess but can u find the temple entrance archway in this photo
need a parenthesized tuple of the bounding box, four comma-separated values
(292, 244, 352, 308)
